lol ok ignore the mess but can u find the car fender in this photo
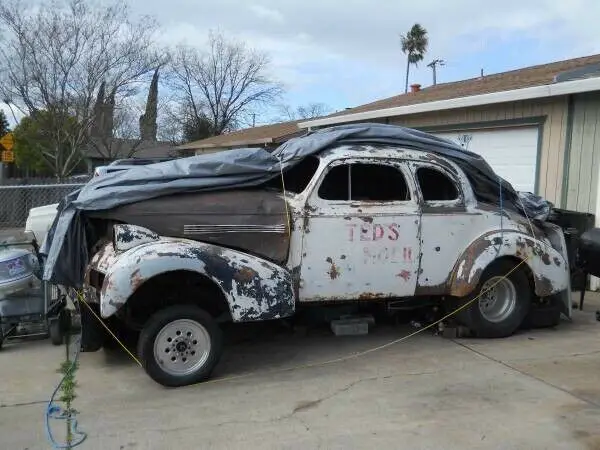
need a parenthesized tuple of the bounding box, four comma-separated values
(448, 230, 569, 298)
(96, 238, 295, 322)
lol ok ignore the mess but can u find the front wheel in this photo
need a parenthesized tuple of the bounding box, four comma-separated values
(454, 259, 531, 338)
(138, 305, 223, 387)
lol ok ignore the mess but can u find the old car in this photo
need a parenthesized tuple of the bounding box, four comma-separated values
(75, 136, 574, 387)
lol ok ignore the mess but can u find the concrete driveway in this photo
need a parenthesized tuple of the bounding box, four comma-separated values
(1, 294, 600, 450)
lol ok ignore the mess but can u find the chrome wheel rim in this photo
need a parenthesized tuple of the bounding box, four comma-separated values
(478, 276, 517, 323)
(153, 319, 211, 377)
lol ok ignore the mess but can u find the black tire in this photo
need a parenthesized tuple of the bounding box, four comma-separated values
(49, 317, 64, 345)
(49, 308, 72, 346)
(138, 305, 223, 387)
(454, 259, 532, 338)
(522, 294, 562, 330)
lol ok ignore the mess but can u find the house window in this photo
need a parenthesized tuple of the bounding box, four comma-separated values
(318, 162, 410, 201)
(415, 167, 459, 201)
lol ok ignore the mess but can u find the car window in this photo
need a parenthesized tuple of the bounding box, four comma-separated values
(415, 167, 459, 201)
(318, 162, 411, 201)
(265, 155, 320, 194)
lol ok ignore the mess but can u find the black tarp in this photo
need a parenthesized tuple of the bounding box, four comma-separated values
(42, 123, 552, 287)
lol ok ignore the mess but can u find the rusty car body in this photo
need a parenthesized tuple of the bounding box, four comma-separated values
(80, 143, 573, 386)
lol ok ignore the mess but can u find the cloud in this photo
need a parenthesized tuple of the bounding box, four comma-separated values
(134, 0, 600, 110)
(248, 5, 285, 24)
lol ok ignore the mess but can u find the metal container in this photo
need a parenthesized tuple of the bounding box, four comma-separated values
(579, 228, 600, 278)
(0, 248, 37, 299)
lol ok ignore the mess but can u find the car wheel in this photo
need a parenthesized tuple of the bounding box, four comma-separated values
(49, 317, 64, 345)
(455, 259, 531, 338)
(138, 305, 223, 387)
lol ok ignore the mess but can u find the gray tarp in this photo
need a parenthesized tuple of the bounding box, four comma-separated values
(42, 123, 552, 288)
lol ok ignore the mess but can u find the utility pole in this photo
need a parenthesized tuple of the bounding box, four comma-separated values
(427, 59, 445, 85)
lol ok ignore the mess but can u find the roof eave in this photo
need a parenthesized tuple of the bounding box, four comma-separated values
(177, 137, 274, 150)
(298, 76, 600, 128)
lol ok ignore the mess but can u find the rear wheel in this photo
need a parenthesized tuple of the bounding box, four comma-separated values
(138, 305, 223, 387)
(454, 259, 531, 338)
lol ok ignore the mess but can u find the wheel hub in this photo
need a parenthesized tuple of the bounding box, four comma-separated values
(153, 319, 211, 376)
(478, 276, 517, 323)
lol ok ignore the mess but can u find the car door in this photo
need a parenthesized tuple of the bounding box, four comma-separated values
(407, 161, 486, 295)
(298, 157, 421, 302)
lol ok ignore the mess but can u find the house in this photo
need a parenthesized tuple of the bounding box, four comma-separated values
(177, 120, 303, 155)
(180, 53, 600, 224)
(84, 138, 178, 172)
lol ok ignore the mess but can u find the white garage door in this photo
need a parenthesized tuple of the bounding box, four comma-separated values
(431, 126, 540, 193)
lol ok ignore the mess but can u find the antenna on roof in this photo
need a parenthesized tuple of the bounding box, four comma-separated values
(427, 59, 445, 85)
(480, 68, 484, 78)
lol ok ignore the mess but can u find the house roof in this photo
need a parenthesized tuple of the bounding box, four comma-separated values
(302, 53, 600, 127)
(177, 53, 600, 149)
(328, 53, 600, 116)
(177, 120, 304, 151)
(85, 138, 177, 160)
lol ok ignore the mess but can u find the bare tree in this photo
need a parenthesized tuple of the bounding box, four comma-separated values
(277, 102, 332, 121)
(0, 0, 165, 178)
(168, 31, 284, 136)
(87, 97, 146, 160)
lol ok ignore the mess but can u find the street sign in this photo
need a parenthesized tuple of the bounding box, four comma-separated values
(0, 132, 14, 151)
(1, 150, 14, 163)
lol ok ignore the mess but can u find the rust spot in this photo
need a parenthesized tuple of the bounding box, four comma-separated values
(328, 264, 340, 280)
(449, 235, 492, 297)
(435, 246, 441, 252)
(344, 216, 352, 221)
(340, 254, 347, 260)
(326, 257, 340, 279)
(234, 267, 258, 283)
(129, 268, 144, 290)
(415, 282, 447, 296)
(303, 214, 311, 234)
(397, 270, 411, 281)
(101, 277, 114, 297)
(360, 216, 374, 223)
(534, 275, 554, 297)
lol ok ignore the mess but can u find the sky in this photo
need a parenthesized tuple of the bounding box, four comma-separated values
(2, 0, 600, 127)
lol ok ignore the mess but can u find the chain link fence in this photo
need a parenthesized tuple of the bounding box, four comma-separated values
(0, 180, 87, 231)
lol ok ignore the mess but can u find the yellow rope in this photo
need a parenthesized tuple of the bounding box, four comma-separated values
(279, 159, 292, 238)
(75, 291, 143, 368)
(72, 256, 530, 384)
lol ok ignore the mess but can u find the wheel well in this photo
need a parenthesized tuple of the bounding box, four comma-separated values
(122, 270, 231, 328)
(487, 255, 535, 290)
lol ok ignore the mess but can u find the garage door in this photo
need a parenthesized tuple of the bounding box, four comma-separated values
(431, 126, 540, 193)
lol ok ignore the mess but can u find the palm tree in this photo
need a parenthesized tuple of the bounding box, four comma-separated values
(400, 24, 429, 93)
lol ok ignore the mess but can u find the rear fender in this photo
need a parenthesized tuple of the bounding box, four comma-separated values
(95, 239, 295, 322)
(448, 231, 570, 298)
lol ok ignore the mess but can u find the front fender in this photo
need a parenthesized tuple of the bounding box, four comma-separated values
(97, 239, 295, 322)
(448, 231, 570, 298)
